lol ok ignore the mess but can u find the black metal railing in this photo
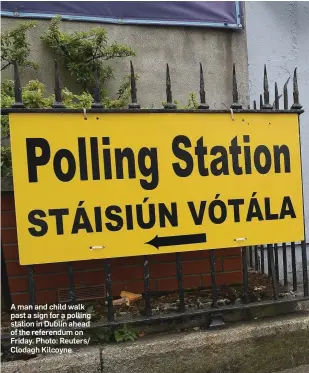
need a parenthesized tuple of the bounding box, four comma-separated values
(1, 59, 308, 327)
(3, 242, 308, 327)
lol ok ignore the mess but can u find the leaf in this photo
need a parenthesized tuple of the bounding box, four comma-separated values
(95, 328, 113, 342)
(41, 16, 135, 92)
(1, 21, 37, 71)
(114, 330, 123, 343)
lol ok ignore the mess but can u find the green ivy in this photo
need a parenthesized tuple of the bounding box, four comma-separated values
(0, 79, 94, 179)
(185, 92, 199, 109)
(0, 19, 198, 181)
(41, 16, 135, 91)
(1, 21, 38, 71)
(162, 92, 199, 110)
(90, 325, 138, 344)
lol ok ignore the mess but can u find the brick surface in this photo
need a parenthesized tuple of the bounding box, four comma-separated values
(182, 259, 221, 275)
(11, 292, 29, 305)
(216, 271, 243, 285)
(216, 248, 242, 257)
(120, 279, 156, 294)
(183, 275, 202, 289)
(1, 192, 15, 211)
(155, 253, 177, 263)
(74, 270, 105, 287)
(11, 290, 58, 305)
(111, 265, 144, 282)
(72, 259, 105, 271)
(222, 257, 242, 272)
(181, 251, 202, 261)
(1, 192, 243, 305)
(2, 244, 19, 261)
(5, 261, 28, 276)
(111, 256, 144, 266)
(1, 210, 16, 227)
(149, 262, 177, 278)
(8, 276, 28, 293)
(1, 228, 17, 244)
(199, 250, 211, 258)
(111, 282, 129, 297)
(156, 277, 178, 292)
(34, 262, 68, 274)
(202, 271, 243, 287)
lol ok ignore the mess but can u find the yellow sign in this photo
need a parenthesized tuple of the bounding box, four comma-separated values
(9, 112, 304, 265)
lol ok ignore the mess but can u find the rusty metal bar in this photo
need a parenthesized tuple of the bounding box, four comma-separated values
(254, 245, 259, 271)
(52, 60, 65, 108)
(267, 244, 272, 277)
(67, 262, 76, 304)
(209, 250, 218, 307)
(274, 243, 279, 281)
(242, 247, 249, 304)
(291, 68, 302, 110)
(129, 60, 140, 109)
(301, 240, 308, 296)
(260, 94, 263, 110)
(269, 245, 278, 300)
(104, 259, 114, 321)
(260, 245, 265, 274)
(291, 242, 297, 291)
(249, 246, 253, 267)
(91, 65, 104, 109)
(143, 255, 152, 316)
(282, 242, 288, 286)
(28, 265, 36, 307)
(262, 65, 273, 110)
(274, 82, 279, 110)
(198, 63, 209, 109)
(283, 77, 290, 110)
(1, 244, 12, 310)
(176, 252, 185, 312)
(231, 63, 242, 109)
(164, 64, 177, 109)
(12, 61, 24, 108)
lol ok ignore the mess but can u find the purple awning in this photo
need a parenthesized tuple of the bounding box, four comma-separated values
(1, 1, 243, 29)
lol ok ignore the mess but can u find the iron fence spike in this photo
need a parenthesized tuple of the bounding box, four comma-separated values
(164, 63, 177, 109)
(264, 65, 269, 91)
(291, 67, 302, 110)
(166, 63, 172, 103)
(91, 64, 104, 109)
(128, 60, 140, 109)
(262, 64, 273, 109)
(293, 67, 297, 93)
(231, 63, 242, 109)
(253, 100, 257, 110)
(283, 76, 290, 110)
(260, 94, 263, 109)
(52, 59, 65, 108)
(198, 62, 209, 109)
(12, 61, 25, 108)
(274, 82, 279, 110)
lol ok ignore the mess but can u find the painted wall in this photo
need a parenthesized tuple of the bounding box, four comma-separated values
(246, 1, 309, 240)
(1, 17, 249, 193)
(1, 18, 248, 109)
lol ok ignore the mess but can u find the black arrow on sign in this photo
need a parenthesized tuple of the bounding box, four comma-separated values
(145, 233, 207, 250)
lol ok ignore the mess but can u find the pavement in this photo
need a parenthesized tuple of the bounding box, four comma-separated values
(2, 310, 309, 373)
(275, 366, 309, 373)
